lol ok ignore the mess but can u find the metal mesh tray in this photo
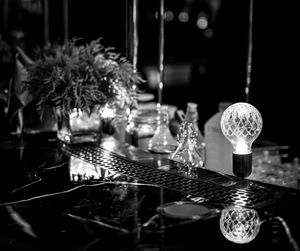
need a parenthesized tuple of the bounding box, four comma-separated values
(61, 143, 279, 209)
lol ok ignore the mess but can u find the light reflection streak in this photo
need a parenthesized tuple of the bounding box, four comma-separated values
(0, 181, 159, 208)
(5, 179, 42, 196)
(1, 161, 68, 198)
(39, 161, 68, 171)
(7, 206, 37, 238)
(63, 213, 129, 234)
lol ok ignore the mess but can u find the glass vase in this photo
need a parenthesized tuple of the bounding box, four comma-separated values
(56, 108, 102, 144)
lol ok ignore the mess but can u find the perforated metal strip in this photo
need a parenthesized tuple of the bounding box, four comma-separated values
(61, 143, 277, 209)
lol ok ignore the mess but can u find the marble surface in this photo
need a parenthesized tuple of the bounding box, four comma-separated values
(0, 133, 300, 250)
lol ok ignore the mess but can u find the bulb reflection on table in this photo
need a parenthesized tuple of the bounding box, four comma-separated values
(219, 205, 261, 244)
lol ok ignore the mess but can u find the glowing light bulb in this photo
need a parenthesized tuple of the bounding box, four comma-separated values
(220, 102, 263, 177)
(220, 205, 261, 244)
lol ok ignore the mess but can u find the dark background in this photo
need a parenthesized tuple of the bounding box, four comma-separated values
(0, 0, 299, 158)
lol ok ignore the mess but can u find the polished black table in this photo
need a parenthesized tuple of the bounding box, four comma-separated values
(0, 133, 300, 250)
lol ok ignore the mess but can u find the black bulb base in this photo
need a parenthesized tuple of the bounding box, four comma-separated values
(232, 153, 252, 178)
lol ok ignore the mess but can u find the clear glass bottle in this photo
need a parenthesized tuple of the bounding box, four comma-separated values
(125, 109, 157, 151)
(148, 105, 177, 154)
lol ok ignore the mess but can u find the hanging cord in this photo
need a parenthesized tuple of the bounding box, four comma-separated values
(274, 216, 299, 251)
(158, 0, 165, 106)
(245, 0, 253, 103)
(262, 215, 299, 251)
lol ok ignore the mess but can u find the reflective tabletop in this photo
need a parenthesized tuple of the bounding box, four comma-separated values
(0, 133, 300, 250)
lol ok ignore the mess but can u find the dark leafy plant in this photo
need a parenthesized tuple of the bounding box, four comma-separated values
(24, 38, 143, 118)
(0, 38, 14, 93)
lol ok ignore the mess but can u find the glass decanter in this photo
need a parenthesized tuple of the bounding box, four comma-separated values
(184, 102, 206, 163)
(169, 121, 204, 169)
(148, 105, 177, 154)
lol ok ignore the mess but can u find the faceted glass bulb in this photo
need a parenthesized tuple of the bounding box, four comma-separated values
(220, 206, 261, 244)
(220, 102, 263, 154)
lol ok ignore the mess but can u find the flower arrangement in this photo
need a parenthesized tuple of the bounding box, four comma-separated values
(24, 38, 143, 118)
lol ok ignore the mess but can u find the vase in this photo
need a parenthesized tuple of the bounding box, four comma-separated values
(56, 108, 102, 144)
